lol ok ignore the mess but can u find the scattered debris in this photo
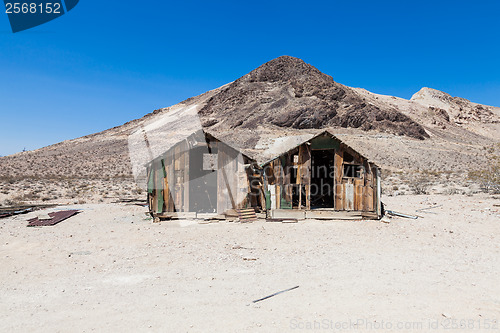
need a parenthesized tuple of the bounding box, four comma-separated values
(380, 216, 391, 224)
(0, 208, 33, 219)
(114, 198, 147, 206)
(27, 210, 80, 227)
(385, 210, 419, 219)
(266, 218, 298, 223)
(252, 286, 299, 303)
(416, 204, 443, 214)
(0, 204, 56, 219)
(36, 212, 52, 220)
(232, 245, 255, 250)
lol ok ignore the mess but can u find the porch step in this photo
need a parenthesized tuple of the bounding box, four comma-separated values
(237, 208, 257, 222)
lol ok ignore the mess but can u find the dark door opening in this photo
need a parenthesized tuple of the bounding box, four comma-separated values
(189, 146, 218, 213)
(310, 149, 335, 208)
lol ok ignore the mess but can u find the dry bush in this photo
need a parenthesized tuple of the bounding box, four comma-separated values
(409, 177, 431, 195)
(468, 144, 500, 194)
(4, 196, 26, 207)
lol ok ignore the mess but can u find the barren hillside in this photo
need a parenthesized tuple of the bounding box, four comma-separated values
(1, 56, 499, 204)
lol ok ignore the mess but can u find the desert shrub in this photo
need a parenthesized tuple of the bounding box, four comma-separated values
(4, 196, 25, 207)
(409, 177, 431, 195)
(468, 145, 500, 194)
(468, 164, 500, 194)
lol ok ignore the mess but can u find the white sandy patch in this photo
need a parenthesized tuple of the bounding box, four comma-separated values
(0, 197, 499, 332)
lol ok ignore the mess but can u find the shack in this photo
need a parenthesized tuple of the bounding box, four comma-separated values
(259, 131, 381, 220)
(146, 129, 381, 220)
(146, 130, 261, 220)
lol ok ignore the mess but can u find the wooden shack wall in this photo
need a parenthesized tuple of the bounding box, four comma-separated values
(148, 137, 253, 216)
(216, 142, 250, 214)
(262, 137, 379, 213)
(335, 143, 377, 212)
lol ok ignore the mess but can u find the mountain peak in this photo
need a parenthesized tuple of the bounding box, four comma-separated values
(200, 57, 429, 140)
(411, 87, 451, 101)
(243, 55, 330, 83)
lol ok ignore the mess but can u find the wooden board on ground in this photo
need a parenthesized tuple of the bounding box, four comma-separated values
(156, 212, 197, 220)
(271, 209, 306, 220)
(197, 213, 226, 220)
(305, 210, 363, 220)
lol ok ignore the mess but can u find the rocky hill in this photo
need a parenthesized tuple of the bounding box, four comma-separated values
(1, 56, 499, 204)
(199, 56, 429, 140)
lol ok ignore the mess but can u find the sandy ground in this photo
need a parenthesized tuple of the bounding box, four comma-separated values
(0, 195, 499, 332)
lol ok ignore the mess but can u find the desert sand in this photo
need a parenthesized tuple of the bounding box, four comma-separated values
(0, 194, 499, 332)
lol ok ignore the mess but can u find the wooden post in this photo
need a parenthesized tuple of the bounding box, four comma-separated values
(298, 185, 302, 210)
(376, 167, 382, 218)
(305, 185, 310, 210)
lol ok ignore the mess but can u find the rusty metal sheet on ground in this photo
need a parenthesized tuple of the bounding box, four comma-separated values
(27, 210, 80, 227)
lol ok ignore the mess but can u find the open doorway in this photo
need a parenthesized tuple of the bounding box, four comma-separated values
(310, 149, 335, 208)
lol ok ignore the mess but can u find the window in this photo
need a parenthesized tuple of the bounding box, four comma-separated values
(343, 152, 354, 163)
(343, 164, 363, 178)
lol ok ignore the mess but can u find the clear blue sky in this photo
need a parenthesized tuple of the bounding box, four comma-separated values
(1, 1, 499, 156)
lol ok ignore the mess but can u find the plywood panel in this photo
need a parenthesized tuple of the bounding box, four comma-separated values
(298, 144, 311, 184)
(269, 185, 276, 209)
(305, 185, 311, 210)
(217, 146, 238, 213)
(183, 150, 189, 212)
(345, 182, 354, 211)
(354, 179, 363, 211)
(173, 146, 183, 211)
(365, 186, 374, 212)
(334, 149, 343, 209)
(218, 149, 233, 213)
(179, 150, 186, 212)
(335, 184, 344, 211)
(167, 154, 175, 212)
(217, 149, 226, 213)
(276, 185, 281, 209)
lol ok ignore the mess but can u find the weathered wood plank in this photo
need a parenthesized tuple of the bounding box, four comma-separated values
(305, 210, 363, 220)
(271, 209, 306, 219)
(305, 185, 311, 210)
(334, 149, 343, 210)
(183, 148, 190, 212)
(354, 179, 363, 211)
(345, 182, 354, 211)
(157, 212, 197, 219)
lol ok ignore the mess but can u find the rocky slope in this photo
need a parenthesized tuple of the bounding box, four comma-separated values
(200, 56, 429, 140)
(0, 56, 499, 203)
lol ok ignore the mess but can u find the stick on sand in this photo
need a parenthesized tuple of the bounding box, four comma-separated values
(252, 286, 299, 303)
